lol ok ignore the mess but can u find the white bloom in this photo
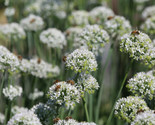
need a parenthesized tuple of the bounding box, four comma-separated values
(0, 45, 19, 71)
(78, 122, 97, 125)
(7, 110, 42, 125)
(127, 71, 155, 100)
(89, 6, 114, 24)
(11, 106, 29, 115)
(142, 5, 155, 19)
(20, 14, 44, 31)
(114, 96, 149, 123)
(131, 110, 155, 125)
(29, 88, 44, 100)
(0, 113, 5, 124)
(65, 49, 97, 73)
(40, 28, 66, 49)
(68, 10, 89, 26)
(3, 85, 22, 101)
(4, 7, 15, 17)
(0, 23, 26, 41)
(47, 81, 81, 109)
(54, 119, 78, 125)
(55, 11, 66, 19)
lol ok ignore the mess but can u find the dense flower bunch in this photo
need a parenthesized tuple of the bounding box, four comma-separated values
(29, 88, 44, 100)
(4, 7, 15, 17)
(65, 27, 82, 43)
(20, 14, 44, 31)
(141, 16, 155, 37)
(65, 49, 97, 73)
(0, 23, 26, 41)
(40, 28, 66, 49)
(68, 10, 89, 26)
(127, 71, 155, 100)
(0, 113, 5, 124)
(7, 110, 42, 125)
(3, 85, 22, 101)
(11, 106, 28, 115)
(19, 57, 60, 78)
(89, 6, 114, 24)
(47, 81, 80, 109)
(77, 73, 99, 96)
(31, 103, 56, 125)
(76, 25, 109, 55)
(104, 16, 132, 39)
(131, 110, 155, 125)
(120, 31, 154, 65)
(0, 46, 19, 71)
(142, 5, 155, 19)
(114, 96, 149, 123)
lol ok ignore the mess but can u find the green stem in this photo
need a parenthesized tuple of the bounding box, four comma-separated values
(89, 94, 93, 121)
(106, 60, 133, 125)
(0, 71, 5, 98)
(82, 97, 90, 122)
(4, 101, 12, 125)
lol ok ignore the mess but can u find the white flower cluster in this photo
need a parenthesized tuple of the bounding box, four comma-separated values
(3, 85, 22, 101)
(89, 6, 114, 24)
(53, 118, 96, 125)
(11, 106, 29, 115)
(127, 71, 155, 100)
(20, 14, 44, 31)
(65, 27, 82, 43)
(131, 110, 155, 125)
(76, 25, 109, 55)
(7, 110, 42, 125)
(0, 23, 26, 41)
(114, 96, 149, 123)
(29, 88, 44, 100)
(0, 113, 5, 124)
(104, 16, 132, 39)
(142, 5, 155, 19)
(47, 81, 80, 109)
(40, 28, 66, 49)
(19, 57, 60, 78)
(4, 7, 15, 17)
(141, 16, 155, 37)
(0, 46, 19, 71)
(77, 73, 99, 96)
(68, 10, 89, 26)
(31, 103, 56, 125)
(120, 31, 154, 66)
(65, 49, 97, 73)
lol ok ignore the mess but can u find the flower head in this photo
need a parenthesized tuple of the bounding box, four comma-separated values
(11, 106, 28, 115)
(114, 96, 149, 123)
(20, 14, 44, 31)
(47, 81, 80, 109)
(65, 49, 97, 73)
(3, 85, 22, 101)
(142, 5, 155, 19)
(40, 28, 66, 49)
(29, 88, 44, 100)
(0, 113, 5, 124)
(4, 7, 15, 17)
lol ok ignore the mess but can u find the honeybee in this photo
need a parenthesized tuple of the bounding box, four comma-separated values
(107, 16, 114, 20)
(63, 56, 67, 62)
(30, 18, 36, 23)
(17, 55, 23, 61)
(53, 80, 60, 84)
(67, 80, 75, 85)
(131, 30, 140, 35)
(53, 118, 60, 123)
(55, 85, 61, 91)
(65, 116, 72, 121)
(65, 30, 70, 36)
(37, 58, 41, 64)
(136, 109, 144, 114)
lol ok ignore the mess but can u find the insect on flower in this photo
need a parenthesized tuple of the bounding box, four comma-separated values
(131, 30, 140, 35)
(53, 118, 60, 123)
(37, 58, 41, 64)
(63, 56, 67, 62)
(55, 85, 61, 91)
(53, 80, 60, 84)
(65, 116, 72, 121)
(107, 16, 114, 20)
(66, 31, 70, 36)
(136, 109, 145, 114)
(67, 80, 75, 85)
(30, 18, 36, 23)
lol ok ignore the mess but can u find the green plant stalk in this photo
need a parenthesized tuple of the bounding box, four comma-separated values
(95, 48, 113, 123)
(4, 101, 13, 125)
(0, 71, 5, 98)
(89, 94, 93, 121)
(106, 60, 133, 125)
(82, 97, 90, 122)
